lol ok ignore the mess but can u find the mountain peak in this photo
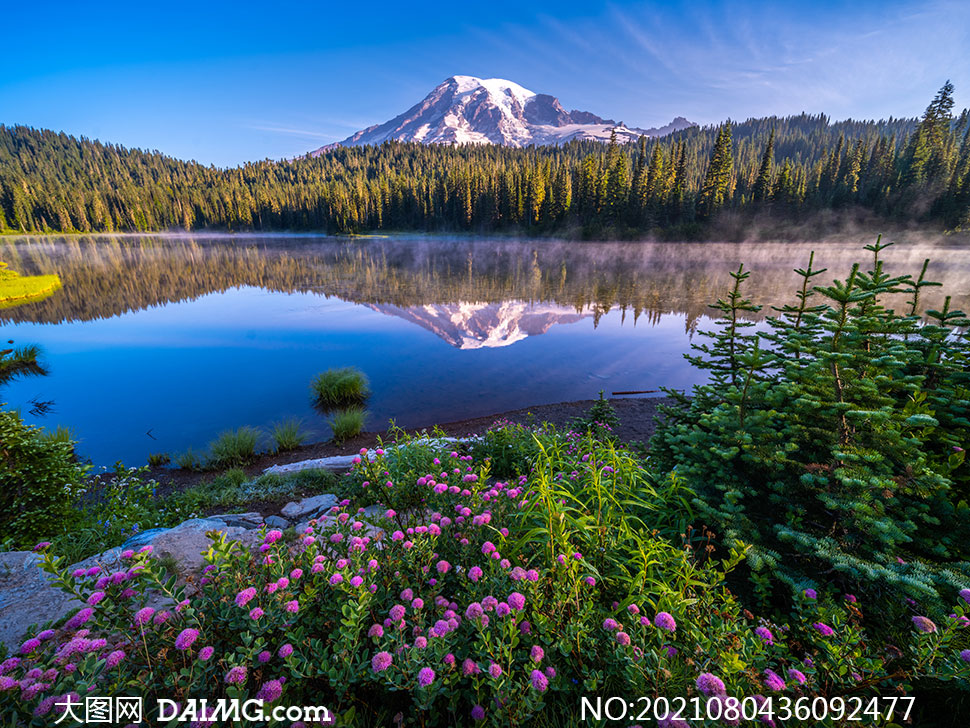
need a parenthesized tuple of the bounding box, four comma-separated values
(310, 77, 694, 153)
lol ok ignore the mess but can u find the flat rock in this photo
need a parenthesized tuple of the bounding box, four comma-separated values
(280, 494, 338, 520)
(264, 515, 290, 530)
(219, 511, 264, 529)
(262, 436, 476, 475)
(149, 518, 246, 574)
(121, 527, 170, 551)
(0, 552, 81, 649)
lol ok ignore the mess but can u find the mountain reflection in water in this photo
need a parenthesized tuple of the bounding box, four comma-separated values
(1, 234, 967, 464)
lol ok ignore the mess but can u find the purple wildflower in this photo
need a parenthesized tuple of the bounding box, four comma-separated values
(764, 669, 786, 691)
(530, 645, 544, 663)
(278, 644, 294, 659)
(755, 626, 774, 645)
(256, 679, 283, 703)
(235, 588, 257, 607)
(66, 608, 93, 630)
(372, 651, 393, 673)
(462, 658, 480, 676)
(788, 668, 807, 685)
(249, 607, 264, 620)
(530, 668, 549, 692)
(225, 666, 247, 684)
(105, 650, 125, 669)
(471, 705, 485, 721)
(616, 631, 631, 646)
(198, 646, 215, 661)
(655, 612, 677, 632)
(508, 592, 526, 611)
(257, 650, 271, 664)
(804, 589, 817, 600)
(912, 616, 937, 634)
(174, 628, 199, 651)
(368, 624, 384, 638)
(696, 672, 726, 697)
(19, 639, 41, 655)
(812, 622, 834, 637)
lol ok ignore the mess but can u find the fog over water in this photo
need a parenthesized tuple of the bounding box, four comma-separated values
(2, 234, 967, 465)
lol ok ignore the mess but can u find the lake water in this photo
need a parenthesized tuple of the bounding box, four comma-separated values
(2, 234, 968, 466)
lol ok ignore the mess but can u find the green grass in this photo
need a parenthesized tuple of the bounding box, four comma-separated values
(0, 263, 61, 309)
(36, 425, 76, 449)
(175, 468, 339, 512)
(328, 407, 367, 443)
(147, 452, 170, 467)
(209, 427, 261, 468)
(271, 418, 306, 453)
(175, 447, 204, 471)
(310, 367, 370, 408)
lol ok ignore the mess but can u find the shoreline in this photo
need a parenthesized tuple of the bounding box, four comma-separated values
(147, 395, 675, 497)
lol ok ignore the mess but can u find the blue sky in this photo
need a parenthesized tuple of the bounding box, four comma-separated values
(3, 0, 967, 166)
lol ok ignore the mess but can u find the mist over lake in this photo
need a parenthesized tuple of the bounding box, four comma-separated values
(2, 233, 968, 466)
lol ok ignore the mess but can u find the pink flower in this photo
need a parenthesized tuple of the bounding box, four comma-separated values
(436, 560, 451, 574)
(133, 607, 154, 626)
(471, 705, 485, 721)
(788, 668, 807, 685)
(417, 667, 435, 686)
(278, 643, 294, 658)
(198, 646, 215, 661)
(249, 607, 264, 620)
(265, 530, 283, 543)
(225, 666, 247, 684)
(584, 576, 596, 586)
(235, 588, 257, 607)
(813, 622, 834, 637)
(531, 645, 545, 663)
(804, 589, 817, 600)
(86, 591, 106, 606)
(19, 639, 41, 655)
(764, 669, 786, 691)
(696, 672, 726, 696)
(530, 668, 549, 691)
(329, 574, 343, 585)
(655, 612, 677, 632)
(285, 600, 299, 613)
(616, 631, 631, 646)
(368, 624, 384, 638)
(912, 616, 937, 634)
(66, 608, 93, 630)
(488, 662, 502, 678)
(469, 566, 483, 582)
(507, 592, 526, 611)
(755, 626, 774, 645)
(256, 679, 283, 703)
(174, 628, 199, 651)
(482, 542, 496, 555)
(105, 650, 125, 669)
(462, 658, 480, 676)
(390, 604, 406, 621)
(257, 650, 271, 664)
(372, 651, 393, 673)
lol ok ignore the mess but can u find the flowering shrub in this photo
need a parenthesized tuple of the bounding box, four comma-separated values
(3, 426, 967, 726)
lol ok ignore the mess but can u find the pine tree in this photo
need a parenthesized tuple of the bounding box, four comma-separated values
(752, 129, 775, 203)
(698, 122, 733, 218)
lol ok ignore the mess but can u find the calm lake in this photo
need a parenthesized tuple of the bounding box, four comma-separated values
(2, 234, 968, 466)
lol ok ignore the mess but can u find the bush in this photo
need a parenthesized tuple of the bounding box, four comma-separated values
(328, 407, 367, 443)
(209, 427, 261, 468)
(651, 241, 970, 615)
(569, 390, 621, 440)
(311, 366, 370, 408)
(0, 409, 88, 546)
(270, 418, 306, 452)
(7, 429, 967, 726)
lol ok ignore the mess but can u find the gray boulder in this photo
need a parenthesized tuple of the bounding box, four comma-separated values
(280, 494, 338, 520)
(264, 515, 290, 530)
(0, 552, 81, 650)
(149, 518, 246, 574)
(219, 512, 264, 529)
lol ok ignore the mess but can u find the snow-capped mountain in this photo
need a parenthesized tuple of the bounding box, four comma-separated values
(312, 76, 694, 152)
(367, 301, 592, 349)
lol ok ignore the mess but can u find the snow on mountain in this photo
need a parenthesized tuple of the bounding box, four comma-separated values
(310, 76, 694, 153)
(366, 300, 592, 349)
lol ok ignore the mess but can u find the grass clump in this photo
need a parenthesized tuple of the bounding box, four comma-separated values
(271, 418, 306, 452)
(311, 366, 370, 408)
(147, 452, 170, 467)
(209, 426, 260, 468)
(175, 447, 204, 471)
(328, 407, 367, 443)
